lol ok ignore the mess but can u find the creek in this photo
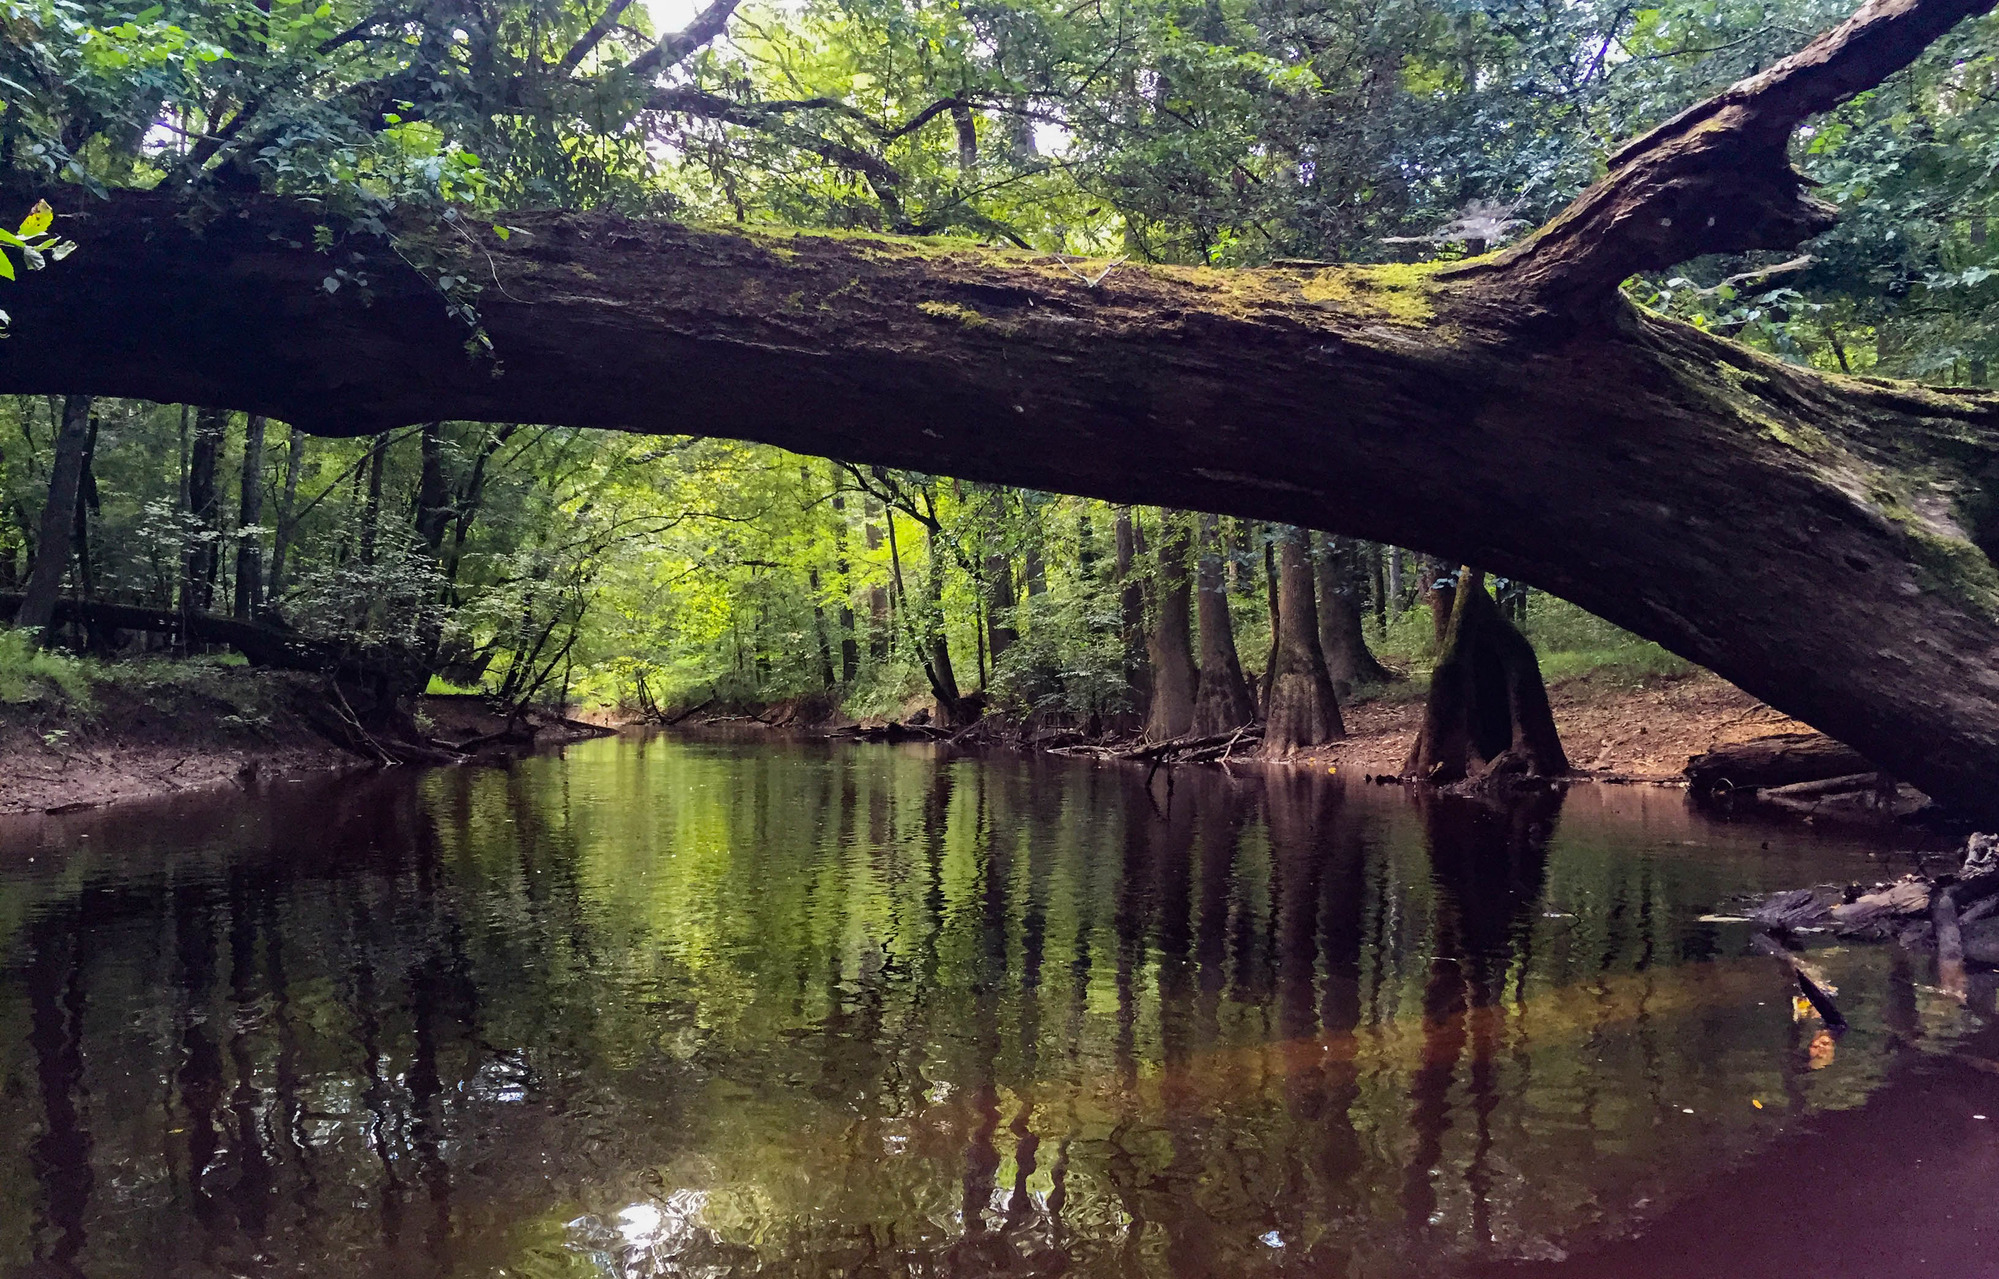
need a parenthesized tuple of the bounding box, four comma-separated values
(1, 735, 1994, 1277)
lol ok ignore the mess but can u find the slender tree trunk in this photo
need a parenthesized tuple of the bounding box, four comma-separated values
(1115, 506, 1148, 710)
(922, 520, 965, 722)
(69, 411, 98, 642)
(182, 407, 225, 619)
(358, 431, 386, 568)
(12, 395, 92, 637)
(1387, 547, 1404, 619)
(809, 567, 837, 689)
(984, 551, 1017, 663)
(1145, 509, 1198, 740)
(1260, 530, 1280, 715)
(1402, 568, 1568, 785)
(413, 422, 452, 556)
(1190, 511, 1257, 735)
(232, 414, 266, 620)
(266, 426, 305, 606)
(1313, 532, 1393, 692)
(829, 469, 858, 682)
(1264, 525, 1345, 754)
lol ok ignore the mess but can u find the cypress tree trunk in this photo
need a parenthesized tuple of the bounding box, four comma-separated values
(1264, 525, 1345, 754)
(1144, 509, 1198, 740)
(181, 407, 225, 619)
(232, 413, 267, 620)
(12, 395, 92, 638)
(1190, 511, 1257, 735)
(1313, 532, 1394, 693)
(1402, 568, 1569, 785)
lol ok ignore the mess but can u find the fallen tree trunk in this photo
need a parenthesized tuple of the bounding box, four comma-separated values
(4, 2, 1998, 816)
(1686, 733, 1877, 795)
(0, 591, 356, 672)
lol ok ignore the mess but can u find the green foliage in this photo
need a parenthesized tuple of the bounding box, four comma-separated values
(0, 625, 94, 705)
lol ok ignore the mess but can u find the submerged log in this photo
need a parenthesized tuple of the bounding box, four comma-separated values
(5, 3, 1999, 818)
(1685, 733, 1876, 796)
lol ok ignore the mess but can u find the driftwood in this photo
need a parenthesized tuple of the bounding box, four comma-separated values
(831, 721, 951, 743)
(1685, 732, 1874, 796)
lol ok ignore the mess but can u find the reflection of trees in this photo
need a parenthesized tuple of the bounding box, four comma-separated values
(0, 743, 1940, 1279)
(1402, 789, 1558, 1248)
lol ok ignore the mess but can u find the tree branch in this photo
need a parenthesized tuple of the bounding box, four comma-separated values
(557, 0, 639, 75)
(1453, 0, 1998, 308)
(623, 0, 742, 80)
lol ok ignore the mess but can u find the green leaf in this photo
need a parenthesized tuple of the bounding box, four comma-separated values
(0, 253, 15, 282)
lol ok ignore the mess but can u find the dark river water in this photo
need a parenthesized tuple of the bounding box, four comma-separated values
(2, 736, 1997, 1278)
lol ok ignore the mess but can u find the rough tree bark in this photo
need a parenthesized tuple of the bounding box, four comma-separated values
(11, 394, 92, 637)
(1190, 511, 1258, 736)
(1264, 525, 1345, 754)
(1145, 509, 1198, 740)
(1313, 532, 1393, 693)
(1404, 570, 1570, 785)
(5, 0, 1999, 814)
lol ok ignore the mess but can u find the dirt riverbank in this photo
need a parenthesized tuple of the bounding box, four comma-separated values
(0, 674, 614, 817)
(1302, 668, 1813, 780)
(2, 666, 1814, 818)
(1, 666, 360, 816)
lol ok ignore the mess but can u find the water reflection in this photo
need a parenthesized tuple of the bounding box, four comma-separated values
(0, 739, 1972, 1277)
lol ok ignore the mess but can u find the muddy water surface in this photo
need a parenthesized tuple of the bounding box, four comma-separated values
(1, 736, 1995, 1278)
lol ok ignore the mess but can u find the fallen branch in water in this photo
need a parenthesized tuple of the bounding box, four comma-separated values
(1752, 932, 1847, 1031)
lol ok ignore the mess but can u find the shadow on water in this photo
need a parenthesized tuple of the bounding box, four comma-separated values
(0, 739, 1991, 1278)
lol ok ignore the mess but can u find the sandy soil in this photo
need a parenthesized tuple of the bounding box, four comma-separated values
(1299, 668, 1813, 780)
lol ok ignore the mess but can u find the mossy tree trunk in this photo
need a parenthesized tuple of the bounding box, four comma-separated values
(1264, 525, 1345, 755)
(7, 0, 1999, 814)
(1145, 509, 1198, 740)
(1191, 511, 1258, 735)
(1403, 569, 1569, 785)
